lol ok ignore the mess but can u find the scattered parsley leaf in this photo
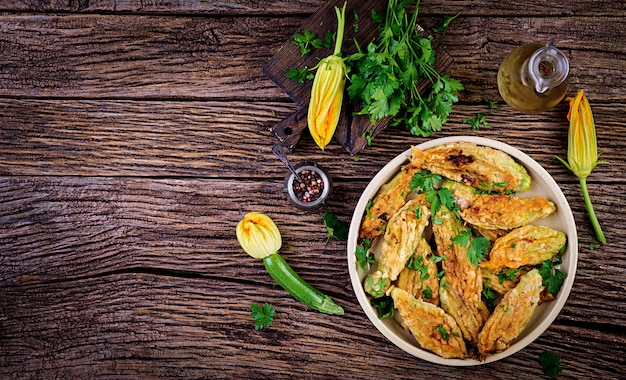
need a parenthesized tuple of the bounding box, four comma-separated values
(285, 67, 314, 83)
(422, 286, 433, 299)
(498, 268, 519, 284)
(432, 255, 446, 264)
(323, 211, 349, 244)
(292, 29, 334, 56)
(433, 12, 461, 33)
(355, 239, 375, 272)
(292, 29, 318, 56)
(481, 286, 498, 310)
(371, 296, 394, 319)
(484, 98, 502, 110)
(436, 326, 450, 340)
(251, 302, 275, 330)
(365, 199, 373, 218)
(463, 113, 492, 130)
(363, 129, 373, 146)
(589, 242, 596, 250)
(539, 258, 567, 296)
(539, 351, 567, 377)
(451, 229, 490, 266)
(353, 155, 360, 162)
(406, 255, 430, 282)
(410, 170, 441, 192)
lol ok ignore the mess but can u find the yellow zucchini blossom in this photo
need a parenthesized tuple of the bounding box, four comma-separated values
(308, 2, 347, 151)
(236, 212, 282, 259)
(556, 90, 608, 243)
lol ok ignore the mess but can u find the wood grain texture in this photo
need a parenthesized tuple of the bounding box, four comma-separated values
(1, 0, 625, 378)
(1, 0, 624, 16)
(0, 99, 624, 178)
(0, 15, 623, 101)
(1, 272, 622, 379)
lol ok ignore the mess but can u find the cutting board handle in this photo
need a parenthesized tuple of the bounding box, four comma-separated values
(270, 107, 308, 152)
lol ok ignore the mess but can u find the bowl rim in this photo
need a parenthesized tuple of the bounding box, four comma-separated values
(347, 136, 578, 366)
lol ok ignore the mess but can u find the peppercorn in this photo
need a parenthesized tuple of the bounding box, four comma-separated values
(292, 169, 325, 203)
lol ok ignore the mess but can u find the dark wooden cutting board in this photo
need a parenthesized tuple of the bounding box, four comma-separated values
(262, 0, 452, 155)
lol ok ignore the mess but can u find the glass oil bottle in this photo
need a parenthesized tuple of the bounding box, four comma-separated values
(497, 41, 570, 114)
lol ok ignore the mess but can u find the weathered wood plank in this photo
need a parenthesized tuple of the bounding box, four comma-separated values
(0, 272, 624, 379)
(1, 0, 624, 17)
(1, 99, 624, 178)
(0, 15, 623, 101)
(1, 177, 623, 327)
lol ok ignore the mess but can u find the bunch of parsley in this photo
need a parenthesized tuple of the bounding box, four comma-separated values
(346, 0, 463, 137)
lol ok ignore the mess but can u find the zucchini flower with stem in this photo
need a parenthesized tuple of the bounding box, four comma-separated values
(555, 90, 608, 244)
(236, 212, 344, 315)
(307, 1, 347, 150)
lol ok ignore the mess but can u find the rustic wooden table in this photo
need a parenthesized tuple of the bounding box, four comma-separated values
(1, 0, 625, 378)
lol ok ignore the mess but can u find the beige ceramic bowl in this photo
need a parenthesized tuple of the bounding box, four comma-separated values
(347, 136, 578, 365)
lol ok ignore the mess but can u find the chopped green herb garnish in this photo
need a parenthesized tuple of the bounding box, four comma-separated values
(355, 239, 375, 272)
(251, 302, 275, 330)
(484, 98, 502, 110)
(539, 257, 567, 296)
(371, 296, 394, 318)
(436, 326, 450, 340)
(363, 129, 373, 146)
(285, 67, 314, 83)
(463, 113, 492, 130)
(406, 255, 430, 282)
(422, 286, 433, 299)
(481, 286, 498, 310)
(498, 268, 519, 284)
(410, 170, 441, 192)
(292, 29, 335, 56)
(539, 351, 567, 377)
(432, 12, 461, 33)
(451, 229, 490, 266)
(323, 211, 349, 244)
(365, 199, 373, 218)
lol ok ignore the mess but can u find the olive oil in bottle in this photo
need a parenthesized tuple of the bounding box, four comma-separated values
(498, 41, 569, 114)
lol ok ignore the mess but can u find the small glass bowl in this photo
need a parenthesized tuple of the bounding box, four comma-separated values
(283, 162, 332, 210)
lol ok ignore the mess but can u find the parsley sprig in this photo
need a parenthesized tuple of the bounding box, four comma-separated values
(346, 0, 463, 137)
(410, 170, 459, 219)
(250, 302, 275, 330)
(355, 238, 375, 272)
(323, 211, 349, 244)
(371, 295, 395, 319)
(539, 351, 567, 377)
(285, 67, 314, 83)
(292, 29, 335, 56)
(539, 255, 567, 296)
(451, 229, 491, 266)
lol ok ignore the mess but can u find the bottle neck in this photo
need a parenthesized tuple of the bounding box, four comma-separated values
(522, 42, 569, 94)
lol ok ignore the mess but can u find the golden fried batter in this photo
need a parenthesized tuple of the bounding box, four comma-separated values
(480, 225, 566, 271)
(477, 269, 544, 358)
(396, 237, 440, 305)
(432, 206, 489, 344)
(481, 267, 531, 295)
(363, 195, 430, 298)
(390, 287, 468, 359)
(359, 161, 421, 241)
(443, 180, 556, 230)
(410, 142, 531, 193)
